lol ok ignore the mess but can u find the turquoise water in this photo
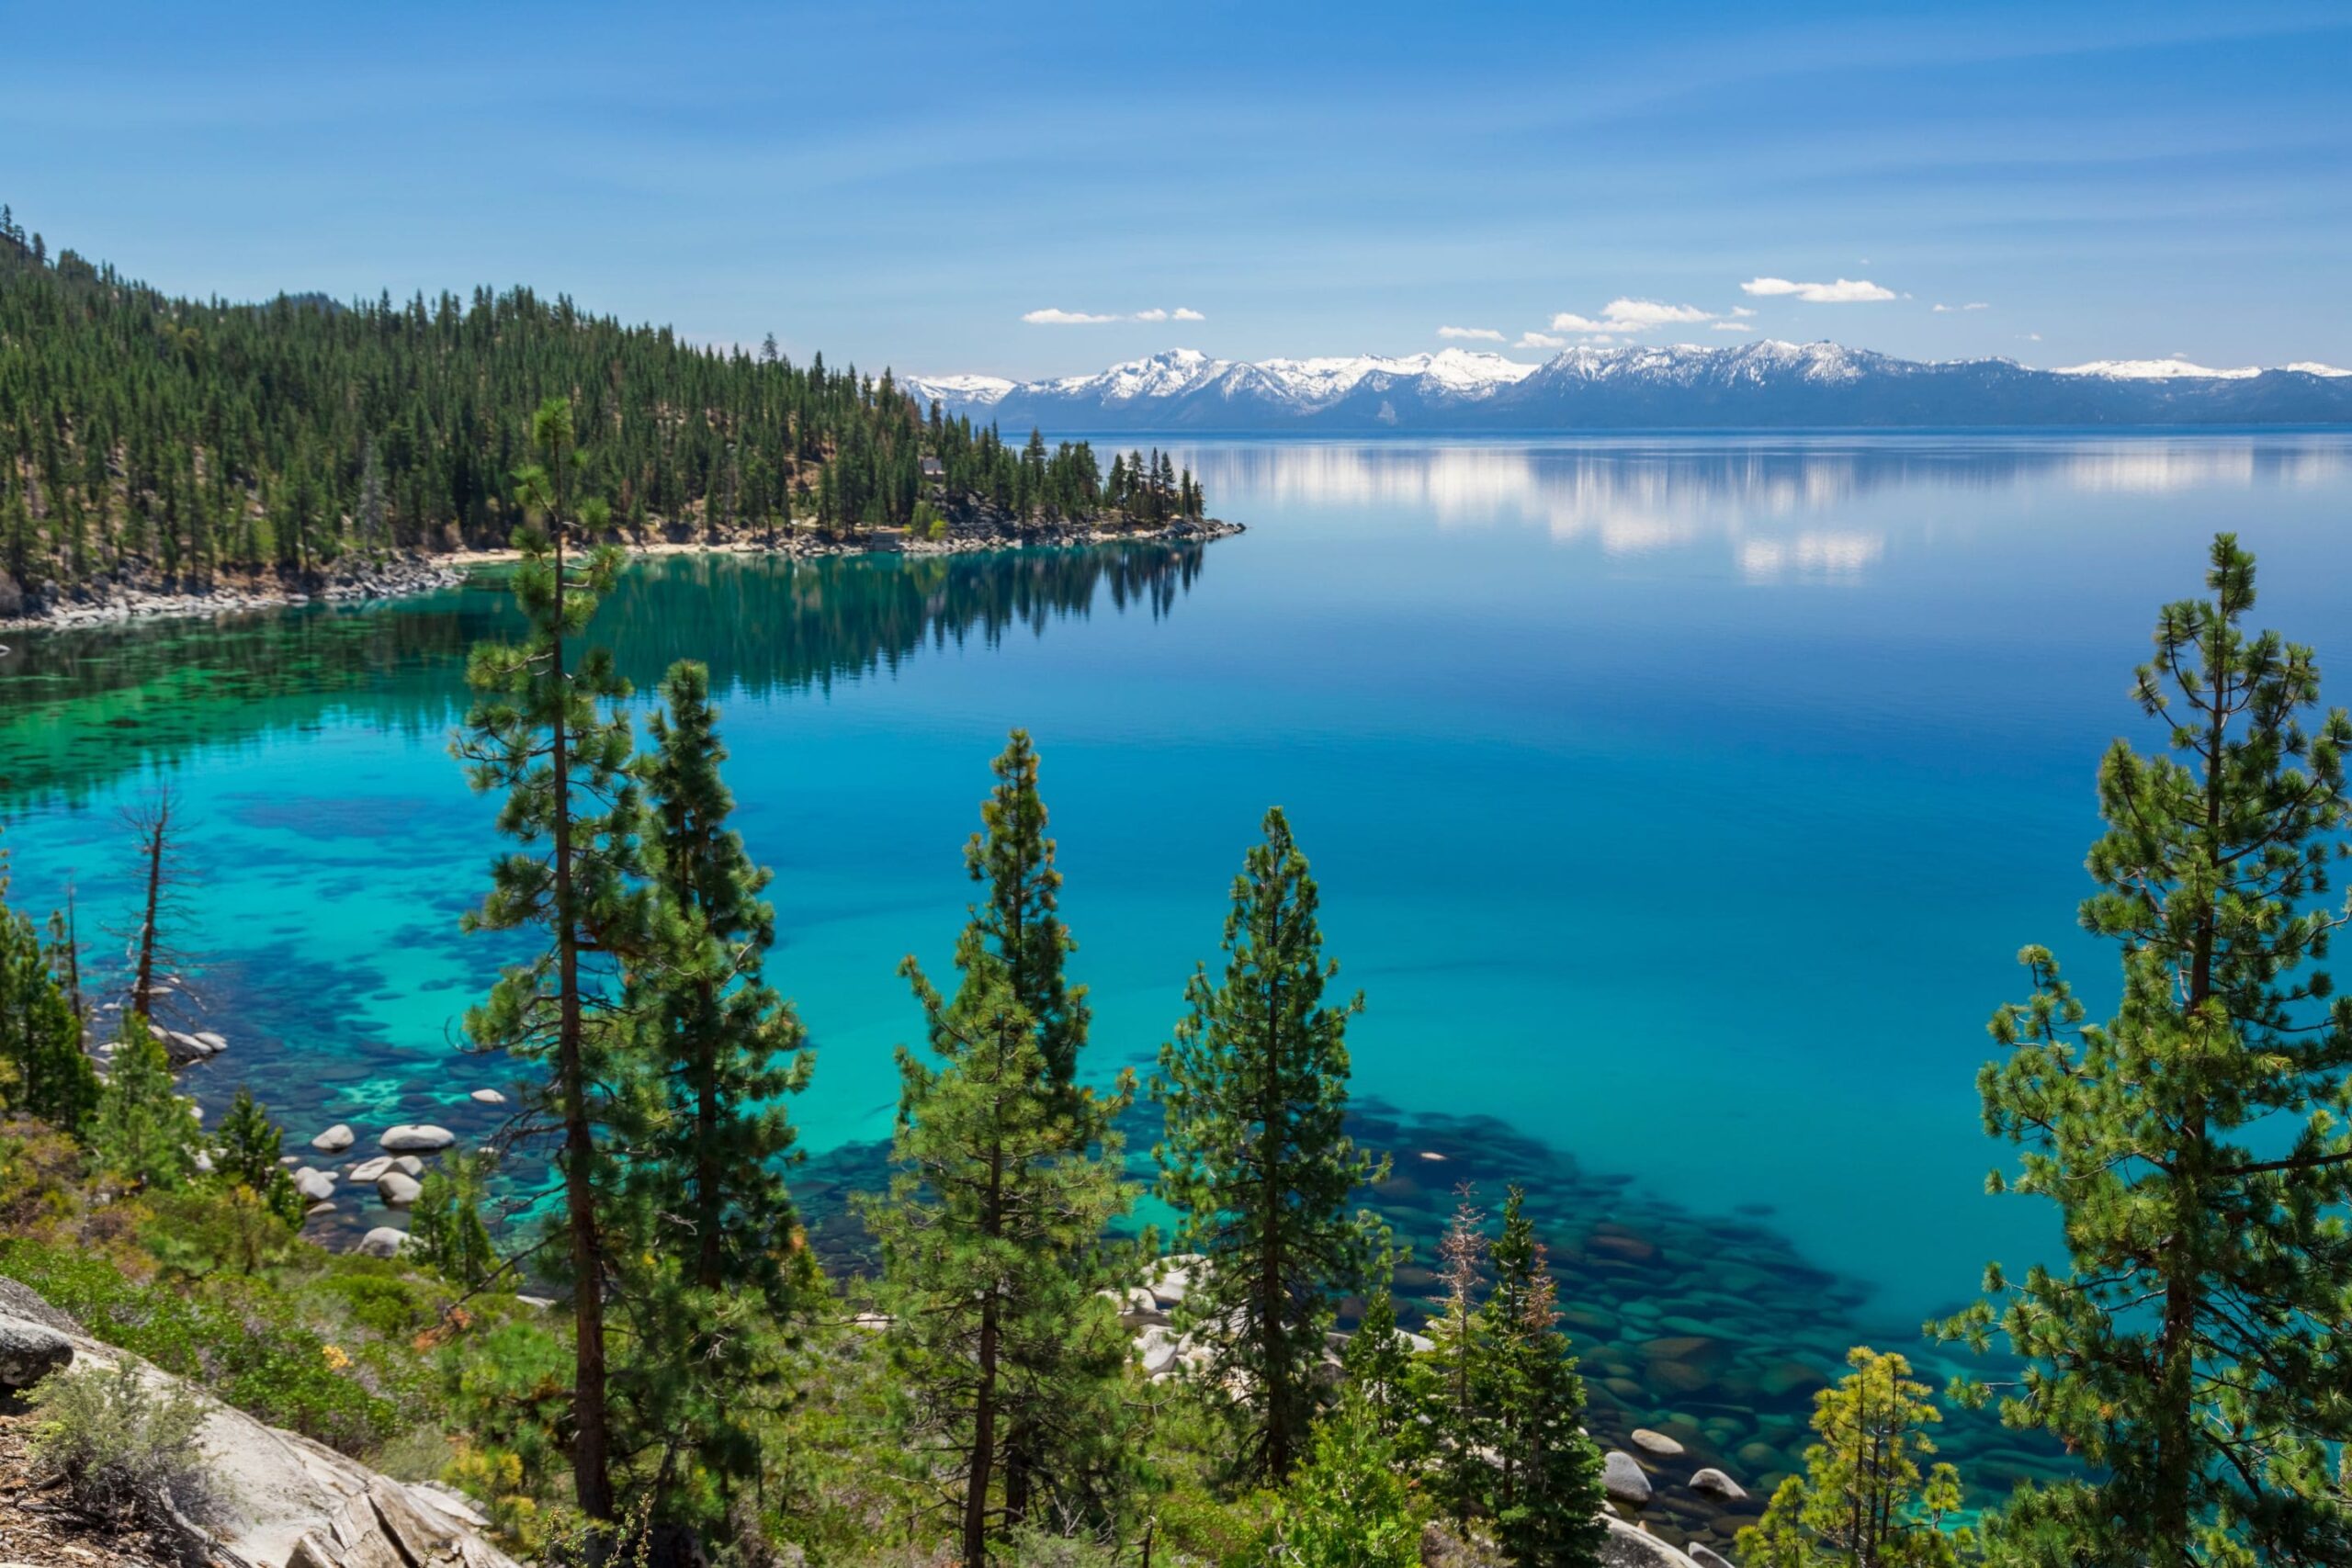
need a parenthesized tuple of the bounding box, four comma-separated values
(6, 434, 2352, 1531)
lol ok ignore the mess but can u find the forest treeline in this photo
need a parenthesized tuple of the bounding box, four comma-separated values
(0, 206, 1204, 598)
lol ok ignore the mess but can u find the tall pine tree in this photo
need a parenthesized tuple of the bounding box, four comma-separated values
(1940, 534, 2352, 1566)
(1473, 1189, 1604, 1568)
(862, 962, 1136, 1568)
(613, 657, 815, 1531)
(962, 729, 1089, 1091)
(452, 395, 645, 1529)
(0, 860, 96, 1133)
(1154, 807, 1389, 1481)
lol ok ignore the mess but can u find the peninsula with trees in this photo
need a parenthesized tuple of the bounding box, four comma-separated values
(0, 209, 1233, 629)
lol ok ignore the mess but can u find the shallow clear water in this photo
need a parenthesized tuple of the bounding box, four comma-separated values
(6, 434, 2351, 1523)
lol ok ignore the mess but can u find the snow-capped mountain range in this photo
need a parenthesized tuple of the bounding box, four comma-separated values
(901, 343, 2352, 431)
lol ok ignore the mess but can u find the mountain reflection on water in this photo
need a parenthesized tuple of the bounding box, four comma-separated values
(1177, 433, 2352, 577)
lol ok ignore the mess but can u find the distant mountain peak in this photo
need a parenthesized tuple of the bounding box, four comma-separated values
(900, 343, 2352, 432)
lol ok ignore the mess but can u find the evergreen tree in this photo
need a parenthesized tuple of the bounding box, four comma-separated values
(452, 396, 645, 1528)
(1339, 1282, 1416, 1444)
(861, 962, 1136, 1568)
(1939, 535, 2352, 1567)
(1425, 1186, 1487, 1527)
(413, 1151, 501, 1289)
(211, 1085, 305, 1226)
(1154, 807, 1390, 1481)
(613, 658, 815, 1530)
(1473, 1190, 1604, 1568)
(631, 658, 811, 1298)
(961, 729, 1090, 1091)
(0, 870, 96, 1133)
(1738, 1348, 1971, 1568)
(89, 1019, 198, 1190)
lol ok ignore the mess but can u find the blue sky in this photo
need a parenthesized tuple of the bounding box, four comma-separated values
(4, 1, 2347, 379)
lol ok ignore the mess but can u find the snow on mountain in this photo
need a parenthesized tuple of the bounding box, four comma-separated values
(901, 343, 2352, 431)
(2287, 362, 2352, 378)
(900, 372, 1014, 405)
(2053, 357, 2264, 380)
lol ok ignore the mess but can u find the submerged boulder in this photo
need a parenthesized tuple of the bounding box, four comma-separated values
(1603, 1450, 1654, 1506)
(1690, 1467, 1747, 1502)
(377, 1172, 424, 1207)
(356, 1227, 410, 1258)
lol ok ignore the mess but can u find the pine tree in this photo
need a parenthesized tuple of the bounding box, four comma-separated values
(632, 658, 811, 1297)
(1426, 1185, 1487, 1527)
(452, 395, 644, 1528)
(1340, 1282, 1416, 1444)
(413, 1151, 501, 1289)
(1154, 807, 1390, 1481)
(89, 1019, 198, 1190)
(1473, 1190, 1604, 1568)
(614, 658, 815, 1528)
(962, 729, 1090, 1090)
(0, 871, 96, 1133)
(1939, 535, 2352, 1567)
(861, 962, 1136, 1568)
(211, 1085, 305, 1226)
(1738, 1348, 1971, 1568)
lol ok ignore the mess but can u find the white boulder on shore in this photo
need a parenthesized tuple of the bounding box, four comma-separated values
(379, 1124, 456, 1153)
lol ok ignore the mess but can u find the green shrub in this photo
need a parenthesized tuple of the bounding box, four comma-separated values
(29, 1358, 222, 1529)
(0, 1236, 401, 1452)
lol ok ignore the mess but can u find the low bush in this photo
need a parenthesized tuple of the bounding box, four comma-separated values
(29, 1358, 222, 1529)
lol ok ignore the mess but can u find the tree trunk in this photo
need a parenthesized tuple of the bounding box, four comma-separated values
(1258, 897, 1289, 1480)
(131, 797, 166, 1020)
(551, 524, 616, 1526)
(695, 972, 723, 1291)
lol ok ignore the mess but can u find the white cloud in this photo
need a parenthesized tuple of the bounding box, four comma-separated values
(1517, 331, 1569, 349)
(1022, 306, 1207, 325)
(1600, 297, 1713, 327)
(1729, 306, 1757, 319)
(1439, 325, 1506, 342)
(1931, 301, 1991, 313)
(1711, 321, 1754, 333)
(1548, 297, 1720, 337)
(1740, 276, 1897, 303)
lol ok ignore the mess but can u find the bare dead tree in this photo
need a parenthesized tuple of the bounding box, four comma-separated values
(109, 786, 199, 1026)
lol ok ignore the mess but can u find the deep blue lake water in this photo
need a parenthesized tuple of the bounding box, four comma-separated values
(6, 433, 2350, 1526)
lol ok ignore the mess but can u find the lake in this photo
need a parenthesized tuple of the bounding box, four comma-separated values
(6, 433, 2350, 1525)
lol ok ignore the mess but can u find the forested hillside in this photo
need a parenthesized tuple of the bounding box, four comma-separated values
(0, 208, 1204, 604)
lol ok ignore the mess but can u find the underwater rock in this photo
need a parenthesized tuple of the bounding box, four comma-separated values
(1604, 1450, 1654, 1506)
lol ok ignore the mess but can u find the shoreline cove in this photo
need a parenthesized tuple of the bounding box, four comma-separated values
(0, 514, 1243, 635)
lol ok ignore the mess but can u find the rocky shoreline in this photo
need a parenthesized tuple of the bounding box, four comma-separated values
(0, 513, 1243, 636)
